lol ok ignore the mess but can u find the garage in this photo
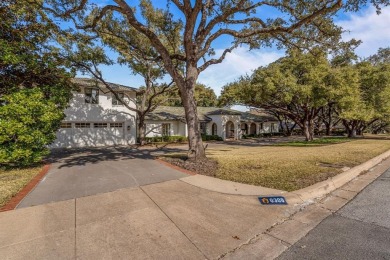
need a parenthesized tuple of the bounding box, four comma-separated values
(52, 121, 127, 148)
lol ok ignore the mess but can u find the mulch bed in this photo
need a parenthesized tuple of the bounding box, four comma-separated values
(160, 157, 218, 177)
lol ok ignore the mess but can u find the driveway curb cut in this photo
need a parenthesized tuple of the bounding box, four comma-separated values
(0, 164, 51, 212)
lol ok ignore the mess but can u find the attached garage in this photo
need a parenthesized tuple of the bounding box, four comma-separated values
(52, 121, 128, 148)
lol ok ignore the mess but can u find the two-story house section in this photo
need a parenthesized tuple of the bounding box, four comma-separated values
(51, 78, 138, 148)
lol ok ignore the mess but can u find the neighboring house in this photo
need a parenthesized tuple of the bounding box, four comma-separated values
(52, 78, 279, 148)
(51, 78, 138, 148)
(144, 106, 279, 141)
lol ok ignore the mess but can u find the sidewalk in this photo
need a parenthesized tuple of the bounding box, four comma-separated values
(0, 180, 298, 259)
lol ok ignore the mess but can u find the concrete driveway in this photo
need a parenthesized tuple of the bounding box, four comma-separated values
(17, 147, 187, 208)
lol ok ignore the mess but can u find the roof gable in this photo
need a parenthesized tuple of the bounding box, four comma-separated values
(72, 78, 138, 93)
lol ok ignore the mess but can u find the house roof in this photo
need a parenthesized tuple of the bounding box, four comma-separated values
(146, 106, 277, 122)
(72, 78, 138, 92)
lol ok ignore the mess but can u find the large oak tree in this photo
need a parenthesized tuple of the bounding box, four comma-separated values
(40, 0, 388, 159)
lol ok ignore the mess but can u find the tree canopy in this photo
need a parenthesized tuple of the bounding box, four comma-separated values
(0, 0, 74, 166)
(157, 83, 217, 107)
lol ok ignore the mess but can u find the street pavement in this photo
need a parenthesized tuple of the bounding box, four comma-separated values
(278, 168, 390, 260)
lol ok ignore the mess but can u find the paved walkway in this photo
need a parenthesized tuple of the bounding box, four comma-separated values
(0, 180, 298, 259)
(18, 147, 186, 208)
(278, 168, 390, 260)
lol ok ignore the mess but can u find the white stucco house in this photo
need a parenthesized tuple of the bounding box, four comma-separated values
(52, 78, 279, 148)
(51, 78, 138, 148)
(144, 106, 279, 140)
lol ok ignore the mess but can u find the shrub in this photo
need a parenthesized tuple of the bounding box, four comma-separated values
(0, 89, 65, 167)
(144, 135, 187, 143)
(201, 134, 223, 141)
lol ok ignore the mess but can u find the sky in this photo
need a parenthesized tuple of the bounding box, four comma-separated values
(78, 3, 390, 105)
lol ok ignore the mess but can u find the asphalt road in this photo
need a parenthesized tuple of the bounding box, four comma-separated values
(278, 169, 390, 260)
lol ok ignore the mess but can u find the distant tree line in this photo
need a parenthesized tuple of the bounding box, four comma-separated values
(219, 48, 390, 141)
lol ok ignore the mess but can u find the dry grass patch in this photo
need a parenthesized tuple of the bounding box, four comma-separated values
(0, 166, 42, 207)
(206, 139, 390, 191)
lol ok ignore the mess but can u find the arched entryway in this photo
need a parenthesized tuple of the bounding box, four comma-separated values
(241, 123, 248, 135)
(226, 121, 234, 139)
(250, 123, 257, 135)
(212, 123, 217, 135)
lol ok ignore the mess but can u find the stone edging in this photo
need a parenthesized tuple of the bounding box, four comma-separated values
(0, 164, 51, 212)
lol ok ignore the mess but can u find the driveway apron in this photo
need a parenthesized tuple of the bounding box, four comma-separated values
(17, 147, 186, 208)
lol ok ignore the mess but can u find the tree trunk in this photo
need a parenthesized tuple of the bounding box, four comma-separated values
(348, 128, 357, 138)
(303, 120, 313, 141)
(324, 121, 331, 136)
(178, 69, 206, 161)
(138, 114, 146, 146)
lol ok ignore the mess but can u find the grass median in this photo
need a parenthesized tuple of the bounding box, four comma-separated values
(162, 138, 390, 192)
(0, 166, 43, 208)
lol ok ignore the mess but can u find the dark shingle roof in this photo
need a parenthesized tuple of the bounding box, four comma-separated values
(146, 106, 278, 122)
(72, 78, 138, 92)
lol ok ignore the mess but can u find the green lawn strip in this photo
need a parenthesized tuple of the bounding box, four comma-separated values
(274, 137, 350, 147)
(209, 139, 390, 191)
(0, 166, 42, 207)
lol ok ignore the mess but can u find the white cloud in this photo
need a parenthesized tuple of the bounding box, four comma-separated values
(198, 47, 283, 96)
(337, 6, 390, 58)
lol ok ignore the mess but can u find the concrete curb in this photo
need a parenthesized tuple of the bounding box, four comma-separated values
(179, 149, 390, 204)
(291, 149, 390, 202)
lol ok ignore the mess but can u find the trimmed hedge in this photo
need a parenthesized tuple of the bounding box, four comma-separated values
(201, 134, 223, 141)
(145, 135, 187, 143)
(242, 132, 284, 138)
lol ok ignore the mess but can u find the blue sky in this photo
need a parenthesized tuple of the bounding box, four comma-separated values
(78, 3, 390, 101)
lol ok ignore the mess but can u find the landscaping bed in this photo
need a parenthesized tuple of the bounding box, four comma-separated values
(160, 138, 390, 192)
(0, 166, 43, 207)
(161, 156, 218, 177)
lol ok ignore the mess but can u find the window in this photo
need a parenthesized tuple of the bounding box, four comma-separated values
(200, 122, 207, 135)
(260, 123, 264, 130)
(162, 123, 171, 136)
(112, 92, 124, 106)
(110, 123, 123, 128)
(271, 123, 276, 132)
(94, 123, 107, 128)
(212, 123, 217, 135)
(75, 123, 90, 128)
(60, 122, 72, 128)
(85, 88, 99, 104)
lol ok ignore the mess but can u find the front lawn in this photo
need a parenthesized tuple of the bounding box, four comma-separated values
(274, 137, 350, 146)
(162, 138, 390, 192)
(0, 166, 43, 208)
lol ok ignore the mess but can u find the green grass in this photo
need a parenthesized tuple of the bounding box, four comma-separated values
(162, 138, 390, 192)
(274, 137, 350, 146)
(207, 139, 390, 191)
(0, 166, 42, 207)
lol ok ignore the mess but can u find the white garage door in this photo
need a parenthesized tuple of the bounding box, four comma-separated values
(53, 122, 125, 147)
